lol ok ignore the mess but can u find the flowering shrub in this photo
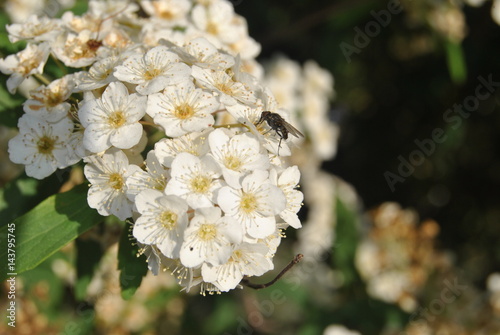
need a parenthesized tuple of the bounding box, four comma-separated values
(0, 0, 314, 294)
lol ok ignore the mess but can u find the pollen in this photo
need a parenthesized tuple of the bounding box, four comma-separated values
(197, 224, 217, 241)
(224, 155, 242, 171)
(143, 68, 163, 80)
(108, 173, 124, 190)
(37, 136, 55, 154)
(174, 103, 195, 119)
(206, 22, 219, 35)
(154, 175, 168, 191)
(160, 210, 178, 230)
(108, 111, 126, 128)
(18, 57, 39, 75)
(190, 175, 211, 193)
(215, 82, 233, 95)
(229, 249, 243, 262)
(240, 192, 258, 213)
(37, 88, 64, 107)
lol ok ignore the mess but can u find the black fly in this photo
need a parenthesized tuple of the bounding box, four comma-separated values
(255, 111, 304, 155)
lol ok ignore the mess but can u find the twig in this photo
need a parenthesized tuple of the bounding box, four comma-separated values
(241, 254, 304, 290)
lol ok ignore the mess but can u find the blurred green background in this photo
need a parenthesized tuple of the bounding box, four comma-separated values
(235, 0, 500, 281)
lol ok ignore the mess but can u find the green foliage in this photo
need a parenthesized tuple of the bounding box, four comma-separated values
(117, 222, 148, 300)
(75, 237, 104, 300)
(333, 197, 360, 286)
(0, 184, 102, 281)
(0, 171, 69, 226)
(446, 40, 467, 84)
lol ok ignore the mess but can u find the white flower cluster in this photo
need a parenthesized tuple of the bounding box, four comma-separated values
(1, 0, 305, 293)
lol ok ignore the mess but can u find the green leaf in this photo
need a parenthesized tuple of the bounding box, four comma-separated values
(332, 196, 361, 285)
(0, 170, 72, 227)
(117, 222, 148, 300)
(75, 237, 104, 300)
(445, 40, 467, 85)
(0, 175, 39, 226)
(0, 183, 102, 281)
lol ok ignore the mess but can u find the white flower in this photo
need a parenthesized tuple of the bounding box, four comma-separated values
(126, 150, 170, 202)
(0, 42, 50, 94)
(79, 81, 147, 153)
(165, 152, 223, 208)
(208, 128, 269, 188)
(270, 166, 303, 229)
(84, 148, 141, 220)
(224, 35, 261, 61)
(88, 0, 139, 18)
(137, 244, 163, 276)
(170, 37, 235, 70)
(5, 0, 47, 23)
(154, 130, 210, 167)
(147, 81, 217, 137)
(201, 242, 273, 292)
(67, 128, 85, 164)
(114, 46, 191, 95)
(6, 15, 62, 43)
(218, 170, 286, 238)
(191, 66, 257, 107)
(323, 325, 361, 335)
(122, 130, 148, 166)
(303, 60, 334, 98)
(8, 114, 74, 179)
(225, 92, 295, 157)
(133, 189, 189, 258)
(179, 207, 242, 268)
(74, 56, 120, 91)
(140, 0, 191, 24)
(23, 75, 75, 123)
(493, 0, 500, 25)
(51, 30, 100, 68)
(191, 2, 240, 44)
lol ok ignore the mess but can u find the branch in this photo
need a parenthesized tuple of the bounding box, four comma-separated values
(241, 254, 304, 290)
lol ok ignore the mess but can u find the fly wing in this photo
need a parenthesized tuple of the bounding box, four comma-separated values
(283, 121, 304, 138)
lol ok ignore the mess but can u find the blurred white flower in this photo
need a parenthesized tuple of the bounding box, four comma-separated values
(23, 75, 75, 122)
(6, 15, 62, 43)
(0, 43, 51, 94)
(323, 325, 361, 335)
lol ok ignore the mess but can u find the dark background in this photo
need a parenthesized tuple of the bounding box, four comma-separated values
(235, 0, 500, 285)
